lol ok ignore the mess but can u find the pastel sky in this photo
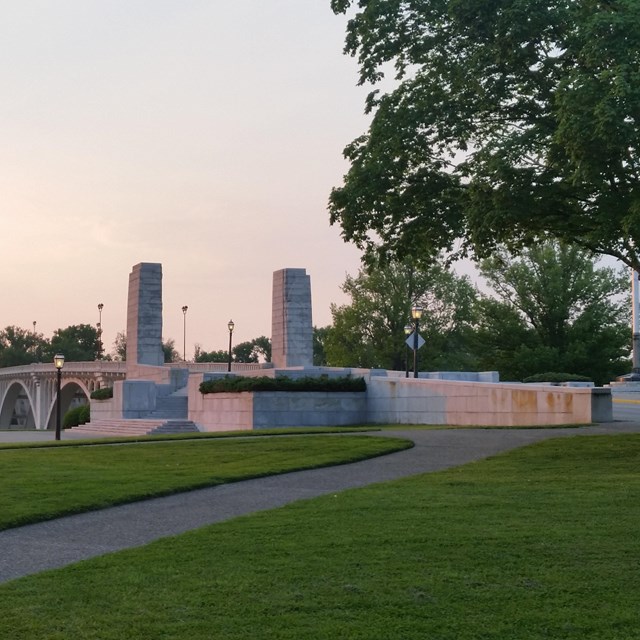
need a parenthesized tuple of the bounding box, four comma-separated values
(1, 1, 370, 358)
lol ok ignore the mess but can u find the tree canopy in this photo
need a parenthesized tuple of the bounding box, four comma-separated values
(49, 324, 100, 362)
(329, 0, 640, 269)
(474, 242, 630, 383)
(324, 261, 477, 370)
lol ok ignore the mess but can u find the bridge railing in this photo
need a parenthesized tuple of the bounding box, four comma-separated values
(0, 362, 128, 377)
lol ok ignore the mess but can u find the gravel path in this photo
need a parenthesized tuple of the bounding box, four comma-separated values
(1, 422, 639, 584)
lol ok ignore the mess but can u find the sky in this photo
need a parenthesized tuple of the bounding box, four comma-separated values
(0, 1, 372, 358)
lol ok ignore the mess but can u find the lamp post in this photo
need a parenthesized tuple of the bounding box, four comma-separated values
(227, 320, 235, 372)
(182, 305, 188, 361)
(411, 305, 423, 379)
(97, 303, 104, 359)
(404, 323, 413, 378)
(54, 354, 64, 441)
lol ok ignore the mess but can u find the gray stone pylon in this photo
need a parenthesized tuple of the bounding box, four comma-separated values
(271, 268, 313, 368)
(127, 263, 164, 366)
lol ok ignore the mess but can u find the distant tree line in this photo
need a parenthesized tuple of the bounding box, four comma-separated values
(317, 243, 630, 386)
(0, 324, 102, 367)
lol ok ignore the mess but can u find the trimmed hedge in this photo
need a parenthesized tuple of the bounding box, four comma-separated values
(200, 375, 367, 395)
(90, 387, 114, 400)
(523, 372, 593, 383)
(63, 404, 90, 429)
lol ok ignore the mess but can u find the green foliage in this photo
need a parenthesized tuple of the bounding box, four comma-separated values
(194, 347, 228, 363)
(250, 336, 272, 363)
(90, 387, 114, 400)
(330, 0, 640, 270)
(62, 404, 90, 429)
(324, 260, 478, 371)
(162, 338, 181, 363)
(199, 375, 366, 394)
(47, 324, 100, 362)
(231, 341, 258, 363)
(523, 372, 593, 384)
(0, 325, 47, 367)
(473, 242, 630, 383)
(195, 336, 272, 364)
(313, 326, 330, 366)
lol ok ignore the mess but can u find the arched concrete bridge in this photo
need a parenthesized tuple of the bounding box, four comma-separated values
(0, 362, 127, 430)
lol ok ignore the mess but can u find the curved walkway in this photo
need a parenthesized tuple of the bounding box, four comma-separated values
(1, 422, 639, 584)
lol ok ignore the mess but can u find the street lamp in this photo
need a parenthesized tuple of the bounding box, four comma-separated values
(182, 306, 188, 361)
(404, 323, 413, 378)
(97, 303, 104, 359)
(227, 320, 235, 372)
(54, 354, 64, 441)
(411, 305, 423, 379)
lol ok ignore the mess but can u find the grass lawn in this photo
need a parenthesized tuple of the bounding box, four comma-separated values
(0, 435, 410, 530)
(1, 434, 639, 638)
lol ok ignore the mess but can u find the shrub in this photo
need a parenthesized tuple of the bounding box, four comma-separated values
(91, 387, 114, 400)
(523, 372, 593, 383)
(200, 375, 366, 395)
(63, 404, 90, 429)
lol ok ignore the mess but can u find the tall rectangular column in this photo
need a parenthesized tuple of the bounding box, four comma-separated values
(271, 268, 313, 368)
(127, 263, 164, 367)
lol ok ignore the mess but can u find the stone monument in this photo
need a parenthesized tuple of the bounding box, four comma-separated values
(271, 268, 313, 368)
(126, 262, 164, 367)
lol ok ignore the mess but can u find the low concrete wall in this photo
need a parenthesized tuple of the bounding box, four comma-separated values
(89, 397, 120, 421)
(188, 373, 367, 430)
(191, 391, 366, 431)
(252, 392, 367, 428)
(190, 392, 254, 431)
(187, 370, 610, 429)
(366, 378, 600, 426)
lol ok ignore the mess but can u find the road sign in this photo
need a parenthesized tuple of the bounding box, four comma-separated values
(406, 332, 425, 350)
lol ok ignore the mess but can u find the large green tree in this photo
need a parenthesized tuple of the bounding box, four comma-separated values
(329, 0, 640, 269)
(474, 242, 630, 383)
(47, 325, 100, 362)
(0, 326, 46, 367)
(325, 261, 477, 370)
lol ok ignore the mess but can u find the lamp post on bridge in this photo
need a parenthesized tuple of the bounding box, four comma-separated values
(227, 320, 235, 372)
(182, 305, 188, 362)
(54, 354, 64, 441)
(97, 303, 104, 360)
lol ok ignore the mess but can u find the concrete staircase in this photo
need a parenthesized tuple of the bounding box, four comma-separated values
(72, 378, 199, 438)
(68, 418, 200, 438)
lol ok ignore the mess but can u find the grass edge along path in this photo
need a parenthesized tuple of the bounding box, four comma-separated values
(0, 426, 380, 450)
(0, 435, 411, 531)
(0, 434, 638, 639)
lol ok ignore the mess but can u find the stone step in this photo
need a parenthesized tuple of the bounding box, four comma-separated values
(149, 421, 199, 435)
(68, 418, 199, 437)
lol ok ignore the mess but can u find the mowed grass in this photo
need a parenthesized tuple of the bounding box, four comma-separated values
(0, 435, 410, 530)
(1, 434, 639, 639)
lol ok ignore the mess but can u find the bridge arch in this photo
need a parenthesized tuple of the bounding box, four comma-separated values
(45, 379, 91, 430)
(0, 381, 36, 429)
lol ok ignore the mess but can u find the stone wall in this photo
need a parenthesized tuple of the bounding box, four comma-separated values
(366, 378, 596, 426)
